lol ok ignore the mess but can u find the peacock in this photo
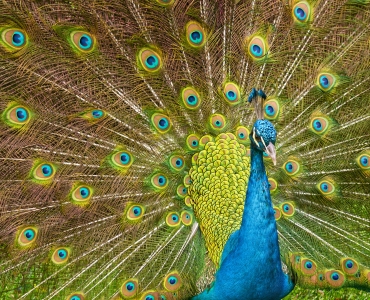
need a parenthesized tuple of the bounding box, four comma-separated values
(0, 0, 370, 299)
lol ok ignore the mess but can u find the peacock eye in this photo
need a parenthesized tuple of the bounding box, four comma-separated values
(186, 134, 200, 150)
(126, 204, 145, 221)
(248, 36, 267, 60)
(11, 31, 25, 46)
(331, 272, 339, 280)
(181, 211, 193, 225)
(151, 173, 168, 190)
(111, 151, 133, 169)
(141, 291, 157, 300)
(235, 126, 249, 145)
(182, 87, 201, 109)
(310, 116, 329, 135)
(52, 248, 70, 265)
(92, 109, 104, 118)
(263, 99, 280, 120)
(139, 48, 162, 72)
(71, 184, 93, 204)
(326, 270, 345, 287)
(223, 82, 241, 105)
(32, 162, 57, 182)
(283, 160, 300, 176)
(317, 72, 336, 91)
(186, 21, 206, 47)
(183, 174, 192, 187)
(1, 28, 28, 51)
(210, 114, 227, 131)
(120, 278, 138, 298)
(169, 154, 185, 172)
(151, 113, 172, 133)
(281, 202, 295, 217)
(300, 258, 317, 275)
(164, 271, 182, 291)
(356, 153, 370, 170)
(319, 181, 334, 194)
(166, 212, 180, 227)
(71, 31, 95, 52)
(293, 1, 311, 23)
(67, 293, 85, 300)
(176, 185, 187, 198)
(360, 156, 368, 167)
(79, 34, 92, 49)
(341, 258, 359, 275)
(3, 103, 33, 128)
(17, 226, 38, 247)
(273, 207, 282, 220)
(268, 178, 278, 193)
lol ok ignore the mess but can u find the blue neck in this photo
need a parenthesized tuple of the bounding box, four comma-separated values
(238, 146, 278, 249)
(193, 146, 294, 300)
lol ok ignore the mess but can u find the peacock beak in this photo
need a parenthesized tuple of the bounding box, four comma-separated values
(265, 142, 277, 166)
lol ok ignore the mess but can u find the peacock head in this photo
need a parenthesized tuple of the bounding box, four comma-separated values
(250, 119, 277, 165)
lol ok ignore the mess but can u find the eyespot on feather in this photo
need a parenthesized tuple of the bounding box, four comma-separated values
(17, 226, 38, 247)
(184, 196, 192, 207)
(176, 185, 187, 198)
(186, 134, 200, 151)
(317, 72, 336, 91)
(151, 173, 168, 190)
(186, 21, 206, 48)
(82, 109, 106, 121)
(356, 152, 370, 170)
(166, 212, 180, 227)
(111, 150, 134, 170)
(151, 113, 172, 134)
(169, 155, 185, 172)
(139, 48, 162, 72)
(209, 114, 226, 131)
(268, 178, 278, 193)
(325, 270, 345, 288)
(70, 31, 95, 52)
(1, 28, 28, 52)
(163, 272, 182, 291)
(283, 159, 301, 176)
(340, 258, 359, 276)
(120, 278, 139, 298)
(31, 161, 57, 183)
(317, 179, 335, 196)
(66, 292, 85, 300)
(247, 36, 267, 60)
(301, 258, 317, 275)
(181, 87, 201, 110)
(3, 104, 32, 128)
(293, 1, 311, 23)
(281, 202, 295, 217)
(181, 211, 193, 226)
(126, 204, 145, 221)
(273, 207, 281, 220)
(140, 290, 159, 300)
(183, 174, 192, 187)
(52, 247, 71, 265)
(263, 99, 280, 120)
(70, 184, 94, 204)
(223, 82, 241, 105)
(309, 116, 329, 135)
